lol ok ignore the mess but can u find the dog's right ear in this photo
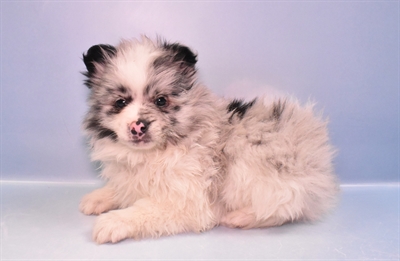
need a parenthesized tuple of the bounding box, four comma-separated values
(83, 44, 117, 75)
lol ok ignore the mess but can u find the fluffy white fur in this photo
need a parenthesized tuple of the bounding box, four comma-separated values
(79, 36, 339, 244)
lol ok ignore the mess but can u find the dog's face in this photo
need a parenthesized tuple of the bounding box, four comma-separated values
(82, 37, 199, 150)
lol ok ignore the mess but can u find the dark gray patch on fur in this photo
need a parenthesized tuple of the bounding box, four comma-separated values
(251, 140, 263, 146)
(153, 55, 172, 69)
(227, 98, 257, 122)
(144, 85, 151, 96)
(271, 100, 286, 121)
(170, 117, 179, 126)
(266, 157, 284, 173)
(171, 91, 181, 97)
(274, 161, 284, 172)
(92, 104, 102, 113)
(86, 118, 118, 141)
(97, 128, 118, 141)
(118, 85, 129, 94)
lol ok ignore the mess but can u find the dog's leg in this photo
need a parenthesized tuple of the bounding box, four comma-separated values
(92, 197, 212, 243)
(79, 185, 118, 215)
(220, 207, 286, 229)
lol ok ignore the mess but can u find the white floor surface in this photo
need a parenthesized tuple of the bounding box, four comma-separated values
(1, 182, 399, 260)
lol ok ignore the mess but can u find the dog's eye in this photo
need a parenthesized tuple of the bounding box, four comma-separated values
(155, 97, 168, 107)
(114, 99, 127, 108)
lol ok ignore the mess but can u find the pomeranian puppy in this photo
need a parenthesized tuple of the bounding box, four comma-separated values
(79, 36, 338, 244)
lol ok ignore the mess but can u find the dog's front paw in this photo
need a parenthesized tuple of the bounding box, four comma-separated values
(93, 211, 133, 244)
(79, 188, 116, 215)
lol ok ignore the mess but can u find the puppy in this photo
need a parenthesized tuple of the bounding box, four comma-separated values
(79, 36, 339, 244)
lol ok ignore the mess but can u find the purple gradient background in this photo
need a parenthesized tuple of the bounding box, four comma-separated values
(1, 1, 398, 184)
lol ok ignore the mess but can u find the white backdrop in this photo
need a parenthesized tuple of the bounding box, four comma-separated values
(1, 1, 398, 184)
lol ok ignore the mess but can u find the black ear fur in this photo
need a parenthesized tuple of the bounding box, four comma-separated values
(83, 44, 117, 75)
(162, 42, 197, 66)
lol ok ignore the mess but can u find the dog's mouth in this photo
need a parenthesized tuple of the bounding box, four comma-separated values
(127, 136, 158, 151)
(130, 134, 153, 146)
(131, 137, 151, 144)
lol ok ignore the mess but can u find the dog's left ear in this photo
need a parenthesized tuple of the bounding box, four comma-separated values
(162, 42, 197, 67)
(83, 44, 117, 75)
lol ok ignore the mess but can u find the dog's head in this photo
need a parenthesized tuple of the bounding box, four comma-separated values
(82, 36, 203, 151)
